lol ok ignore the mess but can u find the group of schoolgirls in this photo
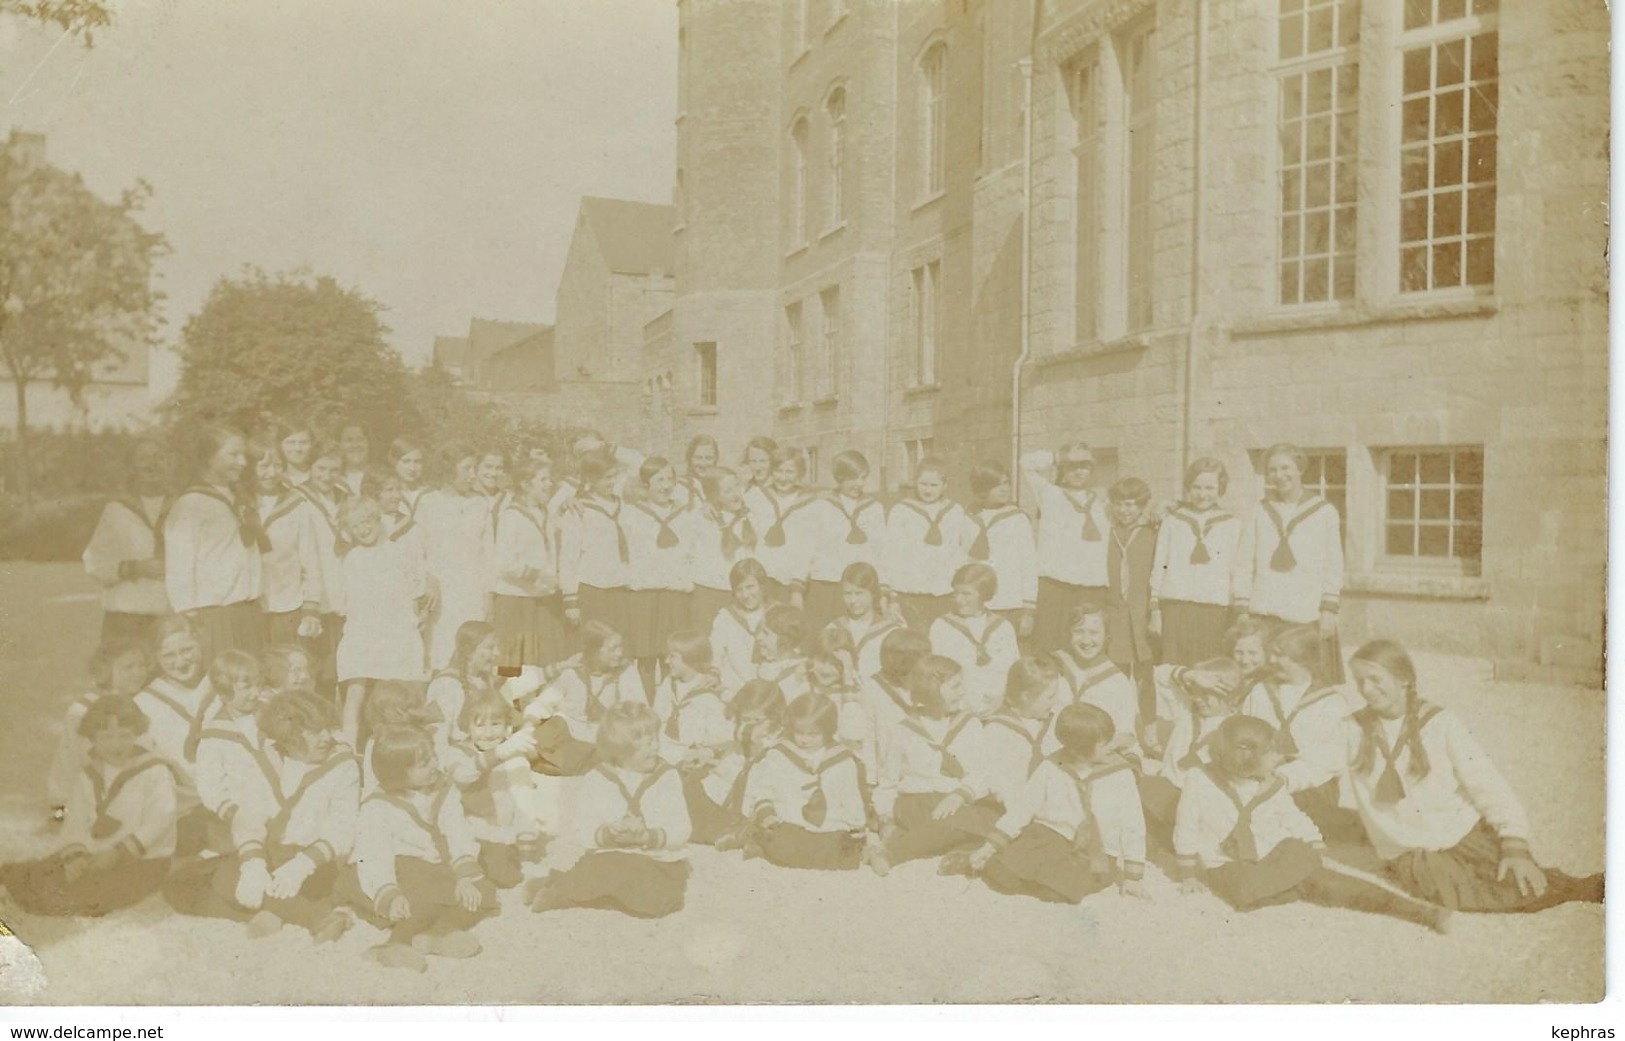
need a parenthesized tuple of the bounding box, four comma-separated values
(7, 429, 1599, 971)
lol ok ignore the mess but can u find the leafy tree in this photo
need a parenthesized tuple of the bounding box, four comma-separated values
(0, 138, 166, 504)
(169, 270, 416, 445)
(0, 0, 112, 43)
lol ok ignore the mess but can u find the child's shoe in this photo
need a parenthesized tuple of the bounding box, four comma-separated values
(246, 909, 283, 939)
(862, 842, 891, 877)
(311, 910, 351, 944)
(713, 825, 750, 853)
(365, 943, 427, 973)
(937, 851, 974, 877)
(413, 930, 482, 958)
(525, 877, 565, 913)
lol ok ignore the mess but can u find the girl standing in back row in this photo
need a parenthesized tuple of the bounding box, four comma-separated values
(1236, 443, 1344, 682)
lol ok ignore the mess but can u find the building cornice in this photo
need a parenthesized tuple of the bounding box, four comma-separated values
(1037, 0, 1155, 65)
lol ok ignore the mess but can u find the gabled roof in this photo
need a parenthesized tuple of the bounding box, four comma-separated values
(579, 196, 676, 276)
(465, 319, 551, 366)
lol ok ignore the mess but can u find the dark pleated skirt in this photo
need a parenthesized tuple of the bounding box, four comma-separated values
(193, 600, 266, 667)
(689, 586, 734, 635)
(1202, 838, 1323, 910)
(577, 585, 633, 644)
(1385, 818, 1605, 913)
(802, 580, 845, 635)
(884, 792, 1002, 865)
(542, 851, 690, 919)
(625, 588, 692, 659)
(530, 716, 599, 777)
(1, 855, 168, 917)
(754, 823, 865, 871)
(492, 592, 571, 668)
(100, 611, 161, 646)
(1157, 600, 1233, 666)
(981, 823, 1115, 904)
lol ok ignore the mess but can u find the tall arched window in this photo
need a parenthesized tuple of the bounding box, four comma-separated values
(919, 42, 948, 198)
(790, 116, 810, 248)
(826, 87, 846, 229)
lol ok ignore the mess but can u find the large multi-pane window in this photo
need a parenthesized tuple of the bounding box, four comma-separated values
(782, 302, 804, 404)
(920, 43, 948, 199)
(1277, 0, 1360, 305)
(910, 260, 940, 387)
(1070, 58, 1102, 345)
(789, 117, 810, 249)
(694, 342, 717, 409)
(1122, 22, 1156, 331)
(1383, 446, 1484, 572)
(818, 285, 841, 399)
(1399, 0, 1499, 292)
(826, 88, 846, 229)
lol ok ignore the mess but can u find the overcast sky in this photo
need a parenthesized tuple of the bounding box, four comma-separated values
(0, 0, 677, 392)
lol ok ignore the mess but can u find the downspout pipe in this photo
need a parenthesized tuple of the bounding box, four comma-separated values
(1012, 0, 1043, 494)
(1182, 0, 1209, 477)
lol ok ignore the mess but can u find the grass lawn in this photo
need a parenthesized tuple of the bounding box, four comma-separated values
(0, 562, 1605, 1005)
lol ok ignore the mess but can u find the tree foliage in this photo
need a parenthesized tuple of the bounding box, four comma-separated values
(0, 0, 112, 43)
(169, 270, 416, 441)
(0, 137, 166, 501)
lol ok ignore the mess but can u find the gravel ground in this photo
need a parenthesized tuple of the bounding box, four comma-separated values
(0, 562, 1604, 1005)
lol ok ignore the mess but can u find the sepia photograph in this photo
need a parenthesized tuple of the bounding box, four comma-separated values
(0, 0, 1609, 1008)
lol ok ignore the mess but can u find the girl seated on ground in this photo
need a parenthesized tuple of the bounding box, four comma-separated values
(970, 703, 1147, 904)
(1175, 714, 1448, 932)
(873, 655, 1000, 877)
(3, 697, 177, 917)
(446, 692, 544, 889)
(738, 693, 880, 872)
(48, 639, 152, 822)
(527, 701, 693, 919)
(344, 724, 498, 973)
(1282, 639, 1604, 914)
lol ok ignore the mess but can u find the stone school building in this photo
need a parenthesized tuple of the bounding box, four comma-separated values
(645, 0, 1606, 675)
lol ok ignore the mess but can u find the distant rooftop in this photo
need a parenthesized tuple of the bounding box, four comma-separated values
(580, 196, 676, 277)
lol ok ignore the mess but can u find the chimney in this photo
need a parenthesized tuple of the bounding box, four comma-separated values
(8, 130, 46, 165)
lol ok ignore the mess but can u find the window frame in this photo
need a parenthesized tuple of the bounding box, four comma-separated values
(1377, 444, 1484, 577)
(1273, 0, 1362, 310)
(825, 86, 847, 232)
(694, 341, 718, 409)
(919, 42, 949, 202)
(1390, 0, 1500, 298)
(910, 259, 941, 388)
(818, 284, 841, 401)
(1120, 18, 1156, 333)
(788, 115, 811, 251)
(782, 301, 805, 406)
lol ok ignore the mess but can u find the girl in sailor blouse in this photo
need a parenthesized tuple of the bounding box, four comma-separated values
(674, 434, 719, 509)
(980, 656, 1064, 813)
(247, 433, 324, 650)
(48, 640, 152, 823)
(81, 437, 172, 645)
(687, 467, 758, 634)
(884, 456, 973, 632)
(710, 558, 770, 699)
(969, 703, 1147, 904)
(490, 456, 569, 669)
(527, 701, 693, 920)
(873, 655, 1000, 876)
(739, 693, 879, 872)
(164, 423, 266, 663)
(4, 697, 178, 917)
(964, 462, 1037, 640)
(1149, 457, 1247, 666)
(743, 446, 819, 606)
(1236, 443, 1344, 683)
(830, 562, 900, 683)
(1018, 442, 1111, 655)
(929, 563, 1020, 720)
(804, 450, 887, 632)
(623, 456, 695, 695)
